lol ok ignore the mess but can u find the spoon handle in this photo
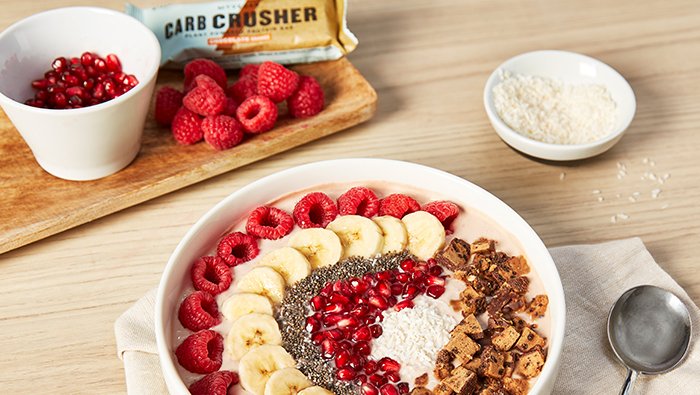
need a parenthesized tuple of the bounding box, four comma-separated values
(619, 368, 638, 395)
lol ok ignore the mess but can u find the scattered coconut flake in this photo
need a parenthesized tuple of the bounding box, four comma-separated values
(651, 189, 661, 199)
(628, 196, 636, 203)
(611, 215, 617, 224)
(592, 190, 601, 194)
(661, 204, 670, 209)
(642, 157, 649, 164)
(617, 213, 630, 220)
(559, 172, 566, 181)
(597, 196, 604, 202)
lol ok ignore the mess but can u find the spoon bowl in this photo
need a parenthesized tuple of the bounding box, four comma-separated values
(607, 285, 692, 394)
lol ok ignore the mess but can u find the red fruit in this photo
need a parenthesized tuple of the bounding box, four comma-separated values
(379, 357, 401, 372)
(337, 316, 360, 329)
(311, 332, 325, 345)
(379, 194, 421, 218)
(105, 53, 122, 72)
(390, 283, 404, 296)
(321, 339, 337, 358)
(395, 273, 410, 283)
(399, 259, 415, 272)
(184, 58, 228, 91)
(364, 360, 378, 374)
(236, 95, 278, 134)
(330, 292, 351, 305)
(428, 265, 444, 276)
(397, 382, 409, 394)
(216, 232, 259, 266)
(239, 64, 260, 80)
(175, 330, 224, 374)
(385, 372, 400, 383)
(310, 295, 326, 311)
(337, 187, 379, 218)
(183, 75, 226, 116)
(171, 106, 203, 145)
(325, 328, 344, 340)
(337, 367, 356, 381)
(335, 349, 351, 367)
(287, 75, 325, 118)
(350, 304, 369, 318)
(354, 340, 372, 356)
(368, 295, 389, 310)
(221, 97, 238, 116)
(52, 57, 68, 72)
(178, 291, 221, 331)
(189, 371, 239, 395)
(376, 281, 392, 297)
(380, 384, 399, 395)
(257, 61, 299, 103)
(293, 192, 338, 228)
(426, 285, 446, 299)
(352, 326, 372, 342)
(426, 275, 446, 286)
(227, 76, 258, 103)
(369, 373, 387, 387)
(305, 316, 321, 333)
(370, 324, 383, 338)
(245, 206, 294, 239)
(362, 383, 379, 395)
(191, 256, 232, 295)
(422, 200, 460, 229)
(323, 303, 344, 314)
(155, 87, 184, 126)
(202, 114, 245, 150)
(349, 277, 370, 294)
(394, 299, 414, 311)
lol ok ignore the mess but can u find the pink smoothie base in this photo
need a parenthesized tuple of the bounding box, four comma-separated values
(155, 158, 566, 395)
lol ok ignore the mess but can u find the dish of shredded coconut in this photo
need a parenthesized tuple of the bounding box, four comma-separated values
(492, 70, 617, 145)
(370, 296, 460, 385)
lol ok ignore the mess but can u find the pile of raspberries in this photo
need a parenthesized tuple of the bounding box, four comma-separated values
(154, 59, 325, 150)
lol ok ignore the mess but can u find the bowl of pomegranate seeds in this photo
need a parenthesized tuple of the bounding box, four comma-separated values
(0, 7, 160, 180)
(155, 158, 566, 395)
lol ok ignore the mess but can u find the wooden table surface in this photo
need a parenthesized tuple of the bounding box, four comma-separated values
(2, 0, 699, 393)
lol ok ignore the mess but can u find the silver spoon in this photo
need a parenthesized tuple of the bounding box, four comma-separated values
(607, 285, 692, 395)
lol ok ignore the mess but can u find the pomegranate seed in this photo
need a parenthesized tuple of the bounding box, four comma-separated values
(337, 367, 356, 381)
(332, 280, 350, 294)
(330, 293, 351, 305)
(105, 54, 122, 72)
(369, 373, 387, 387)
(35, 90, 48, 101)
(321, 339, 337, 358)
(368, 295, 388, 310)
(376, 281, 391, 298)
(387, 296, 397, 306)
(51, 92, 67, 108)
(85, 65, 98, 77)
(320, 283, 333, 296)
(376, 312, 384, 322)
(369, 324, 383, 338)
(103, 79, 117, 98)
(394, 299, 414, 311)
(323, 303, 344, 314)
(399, 259, 415, 271)
(325, 328, 344, 340)
(414, 262, 428, 272)
(92, 83, 105, 100)
(47, 84, 65, 94)
(426, 285, 446, 299)
(67, 95, 82, 107)
(349, 277, 369, 294)
(354, 341, 371, 356)
(24, 99, 44, 107)
(94, 58, 107, 72)
(305, 316, 320, 332)
(355, 296, 369, 306)
(73, 67, 88, 82)
(323, 313, 346, 326)
(426, 275, 446, 286)
(350, 304, 369, 318)
(395, 272, 410, 283)
(357, 374, 368, 384)
(31, 79, 49, 89)
(361, 383, 379, 395)
(385, 372, 400, 383)
(337, 316, 360, 329)
(335, 350, 351, 367)
(390, 283, 404, 296)
(397, 382, 409, 394)
(66, 86, 86, 98)
(352, 326, 372, 342)
(52, 57, 68, 72)
(412, 271, 426, 283)
(347, 355, 364, 370)
(362, 274, 374, 284)
(337, 340, 352, 350)
(429, 265, 444, 276)
(311, 332, 324, 344)
(379, 357, 400, 372)
(70, 57, 80, 65)
(80, 52, 95, 66)
(83, 78, 95, 90)
(376, 271, 392, 281)
(364, 360, 378, 374)
(310, 295, 326, 310)
(380, 384, 399, 395)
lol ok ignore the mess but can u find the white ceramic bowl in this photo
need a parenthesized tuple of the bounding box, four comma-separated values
(483, 50, 636, 161)
(0, 7, 161, 181)
(155, 158, 566, 394)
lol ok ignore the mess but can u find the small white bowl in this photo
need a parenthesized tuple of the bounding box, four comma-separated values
(483, 50, 636, 161)
(155, 158, 566, 395)
(0, 7, 161, 181)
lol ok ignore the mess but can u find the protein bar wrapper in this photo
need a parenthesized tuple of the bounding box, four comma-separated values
(126, 0, 358, 68)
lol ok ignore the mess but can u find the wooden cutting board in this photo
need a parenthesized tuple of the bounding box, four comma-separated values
(0, 58, 377, 254)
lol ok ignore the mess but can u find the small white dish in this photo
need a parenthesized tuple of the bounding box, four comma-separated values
(155, 158, 566, 395)
(483, 50, 636, 161)
(0, 7, 161, 181)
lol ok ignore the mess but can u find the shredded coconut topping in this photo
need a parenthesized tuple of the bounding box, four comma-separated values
(493, 70, 617, 144)
(370, 296, 460, 384)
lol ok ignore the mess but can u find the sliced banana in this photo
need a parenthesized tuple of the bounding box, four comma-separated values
(288, 228, 343, 269)
(327, 215, 384, 259)
(402, 211, 446, 260)
(264, 367, 313, 395)
(373, 215, 408, 254)
(239, 344, 296, 395)
(235, 266, 287, 304)
(259, 247, 312, 286)
(221, 293, 274, 321)
(227, 313, 282, 360)
(298, 386, 335, 395)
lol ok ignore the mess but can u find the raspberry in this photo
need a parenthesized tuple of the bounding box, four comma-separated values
(184, 58, 228, 92)
(178, 291, 221, 331)
(287, 76, 325, 118)
(202, 115, 245, 151)
(222, 97, 238, 117)
(183, 75, 226, 116)
(175, 330, 223, 374)
(236, 95, 278, 134)
(240, 64, 260, 80)
(257, 61, 300, 103)
(422, 201, 460, 229)
(154, 87, 184, 126)
(227, 76, 258, 103)
(171, 107, 203, 145)
(217, 232, 259, 266)
(189, 371, 239, 395)
(246, 206, 294, 240)
(293, 192, 338, 228)
(379, 194, 421, 218)
(191, 256, 232, 295)
(337, 186, 379, 217)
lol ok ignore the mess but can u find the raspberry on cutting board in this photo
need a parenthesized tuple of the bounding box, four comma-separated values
(171, 107, 203, 145)
(201, 115, 245, 151)
(257, 61, 300, 103)
(236, 95, 278, 134)
(288, 75, 325, 118)
(154, 86, 183, 126)
(227, 76, 258, 104)
(183, 74, 227, 116)
(184, 58, 228, 92)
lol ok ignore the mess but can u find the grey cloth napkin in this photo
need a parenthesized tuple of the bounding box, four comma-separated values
(115, 238, 700, 394)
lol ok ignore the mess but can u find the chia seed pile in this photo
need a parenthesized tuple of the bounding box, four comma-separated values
(277, 251, 412, 395)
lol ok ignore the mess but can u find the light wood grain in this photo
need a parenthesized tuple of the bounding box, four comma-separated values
(0, 58, 377, 254)
(1, 0, 700, 394)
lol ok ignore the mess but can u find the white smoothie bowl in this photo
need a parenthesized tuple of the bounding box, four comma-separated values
(155, 158, 566, 394)
(484, 50, 636, 161)
(0, 7, 161, 181)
